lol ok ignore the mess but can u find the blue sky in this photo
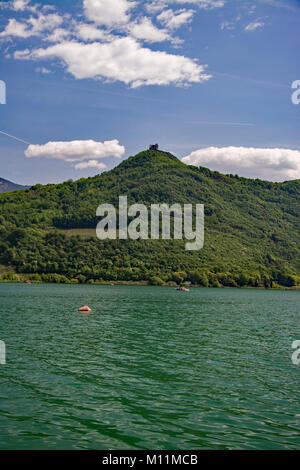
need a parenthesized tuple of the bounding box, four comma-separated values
(0, 0, 300, 184)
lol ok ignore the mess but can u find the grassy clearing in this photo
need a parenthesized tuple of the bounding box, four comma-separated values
(58, 228, 97, 238)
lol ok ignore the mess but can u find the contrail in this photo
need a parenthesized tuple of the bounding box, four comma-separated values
(0, 130, 31, 145)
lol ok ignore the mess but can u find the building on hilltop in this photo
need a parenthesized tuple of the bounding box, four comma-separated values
(149, 144, 159, 151)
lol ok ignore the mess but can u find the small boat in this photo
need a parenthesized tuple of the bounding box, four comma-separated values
(78, 305, 91, 312)
(176, 286, 189, 292)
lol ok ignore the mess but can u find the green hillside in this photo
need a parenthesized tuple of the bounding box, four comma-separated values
(0, 150, 299, 287)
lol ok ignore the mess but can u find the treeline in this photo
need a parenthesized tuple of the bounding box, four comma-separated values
(0, 269, 298, 288)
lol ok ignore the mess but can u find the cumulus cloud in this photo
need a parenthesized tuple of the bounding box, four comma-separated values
(27, 12, 63, 31)
(2, 0, 215, 87)
(75, 23, 113, 42)
(129, 17, 171, 42)
(46, 27, 71, 43)
(74, 160, 107, 170)
(16, 38, 210, 87)
(0, 19, 34, 38)
(13, 48, 31, 59)
(182, 147, 300, 181)
(144, 2, 166, 14)
(83, 0, 137, 27)
(12, 0, 30, 11)
(0, 0, 36, 11)
(157, 9, 195, 29)
(25, 139, 125, 162)
(0, 12, 64, 38)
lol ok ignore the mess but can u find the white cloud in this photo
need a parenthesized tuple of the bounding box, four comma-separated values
(83, 0, 137, 27)
(16, 37, 210, 87)
(25, 139, 125, 162)
(74, 160, 107, 170)
(13, 0, 30, 10)
(144, 2, 166, 14)
(0, 12, 64, 38)
(76, 23, 113, 42)
(157, 9, 195, 30)
(245, 21, 265, 32)
(27, 12, 64, 32)
(77, 11, 175, 45)
(0, 19, 34, 38)
(45, 27, 71, 43)
(129, 17, 171, 42)
(2, 0, 213, 88)
(0, 0, 36, 11)
(182, 146, 300, 181)
(14, 48, 31, 59)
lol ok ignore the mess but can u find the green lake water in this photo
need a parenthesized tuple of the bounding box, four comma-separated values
(0, 283, 299, 450)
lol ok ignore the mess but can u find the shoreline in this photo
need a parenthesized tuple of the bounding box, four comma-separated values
(0, 279, 299, 290)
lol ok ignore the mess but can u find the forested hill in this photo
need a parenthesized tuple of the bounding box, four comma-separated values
(0, 149, 299, 287)
(0, 177, 30, 193)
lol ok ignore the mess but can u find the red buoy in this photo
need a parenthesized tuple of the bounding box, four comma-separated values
(78, 306, 91, 312)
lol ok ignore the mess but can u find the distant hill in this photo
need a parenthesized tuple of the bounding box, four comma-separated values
(0, 150, 299, 287)
(0, 177, 30, 193)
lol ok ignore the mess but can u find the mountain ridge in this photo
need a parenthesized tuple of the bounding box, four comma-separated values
(0, 177, 30, 193)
